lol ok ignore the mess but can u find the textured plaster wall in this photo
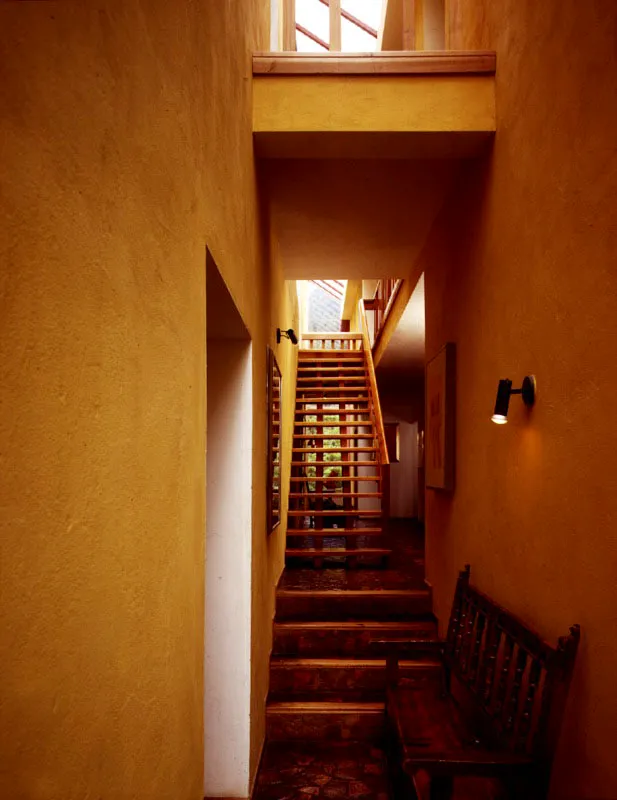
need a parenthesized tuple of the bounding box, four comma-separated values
(264, 160, 456, 280)
(0, 1, 291, 797)
(424, 2, 617, 797)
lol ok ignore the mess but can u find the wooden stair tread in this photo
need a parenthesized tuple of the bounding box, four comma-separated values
(293, 434, 376, 440)
(290, 460, 377, 466)
(294, 419, 374, 430)
(298, 367, 366, 373)
(296, 399, 368, 405)
(296, 392, 369, 397)
(295, 410, 370, 415)
(292, 447, 378, 453)
(296, 389, 369, 395)
(298, 378, 367, 383)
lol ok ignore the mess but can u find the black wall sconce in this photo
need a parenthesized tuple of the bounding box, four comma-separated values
(492, 375, 536, 424)
(276, 328, 298, 345)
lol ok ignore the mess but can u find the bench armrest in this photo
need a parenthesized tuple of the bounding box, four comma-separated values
(403, 749, 536, 779)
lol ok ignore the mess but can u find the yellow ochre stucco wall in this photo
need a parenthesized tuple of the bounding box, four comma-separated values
(424, 2, 617, 797)
(0, 1, 294, 797)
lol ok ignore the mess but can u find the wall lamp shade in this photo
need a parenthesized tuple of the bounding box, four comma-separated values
(491, 376, 536, 424)
(276, 327, 298, 345)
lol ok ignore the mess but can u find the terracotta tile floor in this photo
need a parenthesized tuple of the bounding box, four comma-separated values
(253, 742, 391, 800)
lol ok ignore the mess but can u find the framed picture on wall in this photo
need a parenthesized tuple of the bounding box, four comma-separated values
(425, 343, 455, 491)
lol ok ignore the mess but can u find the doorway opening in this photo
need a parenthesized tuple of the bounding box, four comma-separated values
(205, 251, 252, 798)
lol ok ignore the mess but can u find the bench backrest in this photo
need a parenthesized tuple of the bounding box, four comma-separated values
(445, 566, 579, 762)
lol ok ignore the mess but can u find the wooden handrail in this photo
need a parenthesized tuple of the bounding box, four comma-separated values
(372, 278, 403, 350)
(359, 300, 389, 466)
(302, 332, 362, 340)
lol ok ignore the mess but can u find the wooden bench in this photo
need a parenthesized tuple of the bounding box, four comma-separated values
(373, 566, 580, 800)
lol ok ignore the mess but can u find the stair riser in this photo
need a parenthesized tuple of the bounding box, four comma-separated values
(273, 624, 438, 657)
(266, 709, 384, 742)
(275, 593, 432, 621)
(269, 663, 440, 699)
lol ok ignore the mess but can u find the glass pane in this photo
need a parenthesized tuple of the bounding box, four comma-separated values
(341, 16, 379, 52)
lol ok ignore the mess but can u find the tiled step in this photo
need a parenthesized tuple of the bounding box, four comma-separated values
(286, 528, 383, 537)
(269, 657, 441, 700)
(273, 620, 438, 657)
(285, 547, 390, 556)
(287, 508, 383, 517)
(266, 701, 385, 742)
(275, 587, 432, 621)
(288, 492, 382, 498)
(285, 548, 391, 568)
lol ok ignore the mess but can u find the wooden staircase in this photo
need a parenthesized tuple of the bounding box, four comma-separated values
(286, 332, 390, 569)
(265, 318, 437, 746)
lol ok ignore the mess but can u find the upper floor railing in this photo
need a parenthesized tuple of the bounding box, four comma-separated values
(364, 278, 403, 350)
(300, 332, 363, 351)
(279, 0, 445, 54)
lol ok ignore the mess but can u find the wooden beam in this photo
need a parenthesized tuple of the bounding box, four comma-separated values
(318, 0, 378, 38)
(296, 23, 329, 51)
(402, 0, 415, 50)
(329, 0, 341, 51)
(252, 51, 497, 75)
(283, 0, 296, 51)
